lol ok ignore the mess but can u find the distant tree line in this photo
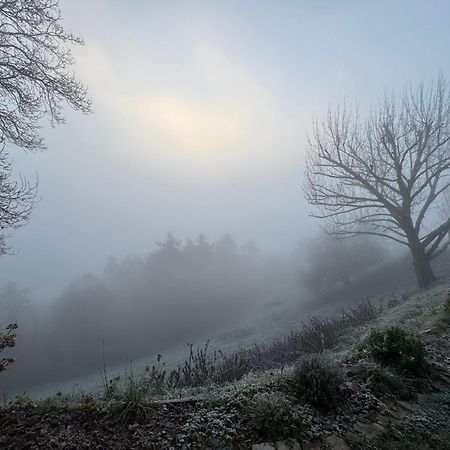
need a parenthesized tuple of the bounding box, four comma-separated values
(0, 233, 298, 390)
(300, 232, 386, 294)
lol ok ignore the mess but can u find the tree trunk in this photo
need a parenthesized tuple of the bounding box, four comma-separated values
(409, 243, 436, 289)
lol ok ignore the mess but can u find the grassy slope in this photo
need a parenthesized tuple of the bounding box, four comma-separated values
(9, 251, 449, 401)
(1, 277, 450, 449)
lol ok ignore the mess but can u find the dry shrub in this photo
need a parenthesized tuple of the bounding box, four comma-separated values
(287, 356, 345, 411)
(145, 300, 383, 390)
(243, 391, 305, 441)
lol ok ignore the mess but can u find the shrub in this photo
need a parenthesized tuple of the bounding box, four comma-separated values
(349, 360, 417, 400)
(102, 375, 121, 400)
(11, 393, 33, 409)
(353, 326, 427, 376)
(0, 324, 17, 373)
(243, 391, 304, 441)
(441, 291, 450, 326)
(35, 396, 71, 413)
(287, 356, 344, 411)
(111, 375, 150, 425)
(218, 382, 270, 411)
(181, 407, 238, 448)
(145, 342, 253, 390)
(144, 299, 383, 392)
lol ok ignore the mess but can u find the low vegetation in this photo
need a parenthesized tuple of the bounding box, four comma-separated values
(111, 374, 151, 425)
(0, 324, 17, 373)
(1, 286, 450, 449)
(243, 391, 305, 441)
(181, 406, 238, 448)
(142, 299, 383, 391)
(440, 290, 450, 326)
(352, 326, 428, 376)
(286, 356, 345, 411)
(348, 360, 417, 401)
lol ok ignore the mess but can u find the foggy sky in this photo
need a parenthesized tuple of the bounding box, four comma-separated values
(1, 0, 449, 300)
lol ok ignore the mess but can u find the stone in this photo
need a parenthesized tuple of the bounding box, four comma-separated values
(344, 381, 358, 392)
(301, 444, 321, 450)
(396, 400, 420, 412)
(353, 421, 384, 436)
(343, 431, 364, 446)
(324, 434, 350, 450)
(301, 440, 322, 450)
(276, 440, 301, 449)
(252, 444, 275, 450)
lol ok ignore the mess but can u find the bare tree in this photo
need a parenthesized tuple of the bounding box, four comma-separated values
(440, 182, 450, 224)
(0, 151, 36, 253)
(304, 76, 450, 288)
(0, 0, 91, 253)
(0, 0, 91, 150)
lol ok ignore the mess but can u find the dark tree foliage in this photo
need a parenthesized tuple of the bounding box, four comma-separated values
(301, 233, 385, 292)
(0, 0, 90, 254)
(0, 234, 289, 387)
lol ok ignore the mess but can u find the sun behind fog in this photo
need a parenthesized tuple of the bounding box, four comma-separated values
(128, 93, 246, 157)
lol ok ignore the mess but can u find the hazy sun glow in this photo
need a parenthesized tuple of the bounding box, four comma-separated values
(77, 40, 282, 167)
(125, 93, 245, 156)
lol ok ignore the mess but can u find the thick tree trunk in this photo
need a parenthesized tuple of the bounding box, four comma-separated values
(409, 243, 436, 289)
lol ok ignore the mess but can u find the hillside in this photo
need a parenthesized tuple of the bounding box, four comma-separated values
(1, 279, 450, 449)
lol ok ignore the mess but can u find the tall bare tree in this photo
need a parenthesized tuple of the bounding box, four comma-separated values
(440, 181, 450, 225)
(0, 0, 91, 253)
(304, 76, 450, 288)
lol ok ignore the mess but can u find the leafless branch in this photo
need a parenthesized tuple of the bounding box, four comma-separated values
(304, 75, 450, 287)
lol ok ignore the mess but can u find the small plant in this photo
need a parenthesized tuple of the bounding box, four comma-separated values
(218, 382, 265, 410)
(102, 375, 120, 400)
(243, 391, 304, 441)
(145, 342, 253, 390)
(353, 326, 428, 376)
(111, 374, 150, 425)
(35, 396, 71, 413)
(287, 356, 344, 411)
(181, 407, 238, 448)
(100, 340, 121, 400)
(11, 393, 33, 409)
(349, 360, 417, 400)
(441, 291, 450, 326)
(0, 324, 18, 373)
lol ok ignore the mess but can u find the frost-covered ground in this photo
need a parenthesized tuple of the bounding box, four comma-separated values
(1, 280, 450, 449)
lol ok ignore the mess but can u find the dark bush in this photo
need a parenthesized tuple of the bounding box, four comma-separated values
(442, 291, 450, 325)
(353, 326, 428, 376)
(243, 391, 305, 441)
(288, 356, 344, 411)
(349, 360, 417, 400)
(0, 324, 17, 373)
